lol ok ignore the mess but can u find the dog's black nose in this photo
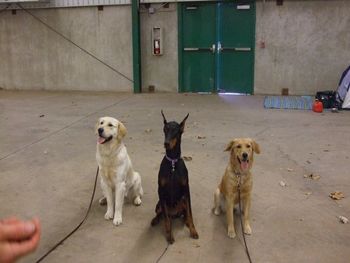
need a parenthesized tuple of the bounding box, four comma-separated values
(98, 128, 104, 135)
(242, 152, 248, 160)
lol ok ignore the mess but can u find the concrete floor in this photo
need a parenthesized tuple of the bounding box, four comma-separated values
(0, 90, 349, 263)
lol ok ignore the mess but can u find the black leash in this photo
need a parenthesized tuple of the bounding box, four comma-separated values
(35, 166, 99, 262)
(155, 243, 170, 263)
(237, 176, 253, 263)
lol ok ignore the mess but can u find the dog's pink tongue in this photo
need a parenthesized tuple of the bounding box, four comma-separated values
(241, 161, 249, 171)
(98, 137, 106, 144)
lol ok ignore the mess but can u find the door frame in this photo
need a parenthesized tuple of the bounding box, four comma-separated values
(178, 1, 256, 94)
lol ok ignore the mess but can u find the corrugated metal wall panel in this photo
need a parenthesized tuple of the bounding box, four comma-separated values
(1, 0, 131, 9)
(140, 0, 214, 3)
(0, 0, 215, 9)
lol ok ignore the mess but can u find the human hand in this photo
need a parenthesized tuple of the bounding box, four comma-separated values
(0, 217, 41, 263)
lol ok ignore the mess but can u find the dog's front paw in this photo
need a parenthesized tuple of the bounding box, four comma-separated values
(104, 210, 113, 220)
(113, 216, 122, 226)
(227, 228, 236, 239)
(166, 234, 175, 244)
(244, 224, 252, 235)
(134, 196, 142, 206)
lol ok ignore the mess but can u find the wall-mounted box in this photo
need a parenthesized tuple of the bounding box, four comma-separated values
(152, 27, 163, 56)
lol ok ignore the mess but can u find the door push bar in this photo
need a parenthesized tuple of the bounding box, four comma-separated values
(184, 45, 250, 53)
(184, 44, 216, 54)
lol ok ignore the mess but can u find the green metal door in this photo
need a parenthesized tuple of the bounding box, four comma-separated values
(217, 1, 255, 93)
(179, 3, 216, 93)
(179, 1, 255, 94)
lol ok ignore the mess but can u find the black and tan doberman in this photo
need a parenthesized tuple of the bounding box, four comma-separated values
(151, 111, 199, 244)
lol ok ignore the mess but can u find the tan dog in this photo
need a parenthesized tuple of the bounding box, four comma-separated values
(213, 138, 260, 238)
(96, 117, 143, 226)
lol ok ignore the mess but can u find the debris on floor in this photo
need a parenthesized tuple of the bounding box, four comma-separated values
(183, 156, 193, 161)
(329, 191, 345, 200)
(287, 168, 294, 172)
(339, 216, 349, 224)
(144, 128, 152, 133)
(303, 173, 321, 180)
(39, 114, 45, 118)
(279, 181, 287, 187)
(305, 192, 312, 196)
(197, 135, 206, 139)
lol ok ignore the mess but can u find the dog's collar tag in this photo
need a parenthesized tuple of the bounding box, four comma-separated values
(165, 155, 178, 173)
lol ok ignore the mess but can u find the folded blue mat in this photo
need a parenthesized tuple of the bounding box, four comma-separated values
(264, 96, 313, 110)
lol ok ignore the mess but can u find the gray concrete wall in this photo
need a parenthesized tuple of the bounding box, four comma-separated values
(0, 6, 133, 91)
(255, 0, 350, 95)
(1, 1, 350, 94)
(140, 3, 178, 92)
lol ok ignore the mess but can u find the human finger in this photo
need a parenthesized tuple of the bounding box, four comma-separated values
(0, 217, 20, 225)
(3, 233, 40, 263)
(0, 221, 36, 241)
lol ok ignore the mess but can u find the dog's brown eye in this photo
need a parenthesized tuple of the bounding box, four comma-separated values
(100, 121, 104, 125)
(108, 123, 113, 127)
(246, 144, 251, 148)
(237, 145, 242, 149)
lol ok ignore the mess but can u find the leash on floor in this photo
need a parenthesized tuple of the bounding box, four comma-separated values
(237, 176, 253, 263)
(35, 167, 99, 263)
(155, 243, 170, 263)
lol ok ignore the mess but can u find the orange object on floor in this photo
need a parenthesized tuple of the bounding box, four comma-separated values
(312, 99, 323, 113)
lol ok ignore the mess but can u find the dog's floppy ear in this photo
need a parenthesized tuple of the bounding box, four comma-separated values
(95, 118, 100, 135)
(117, 122, 127, 140)
(180, 113, 189, 132)
(224, 140, 235, 152)
(161, 110, 167, 125)
(251, 139, 261, 154)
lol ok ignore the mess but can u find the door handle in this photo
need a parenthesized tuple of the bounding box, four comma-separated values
(217, 42, 222, 53)
(234, 47, 251, 51)
(184, 45, 216, 53)
(210, 44, 216, 54)
(184, 48, 199, 51)
(219, 47, 251, 52)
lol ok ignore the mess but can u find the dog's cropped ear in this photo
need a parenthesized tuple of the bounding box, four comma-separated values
(117, 122, 127, 140)
(161, 110, 167, 125)
(224, 140, 235, 152)
(180, 113, 189, 132)
(251, 139, 261, 154)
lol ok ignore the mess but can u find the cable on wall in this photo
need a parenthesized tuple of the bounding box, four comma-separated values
(16, 3, 134, 84)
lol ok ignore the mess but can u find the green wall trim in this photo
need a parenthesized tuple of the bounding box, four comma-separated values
(177, 3, 184, 92)
(132, 0, 141, 93)
(252, 0, 256, 95)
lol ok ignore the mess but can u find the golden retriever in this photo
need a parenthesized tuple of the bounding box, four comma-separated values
(96, 117, 143, 226)
(213, 138, 260, 238)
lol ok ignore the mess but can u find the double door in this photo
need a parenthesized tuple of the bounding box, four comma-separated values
(179, 1, 255, 93)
